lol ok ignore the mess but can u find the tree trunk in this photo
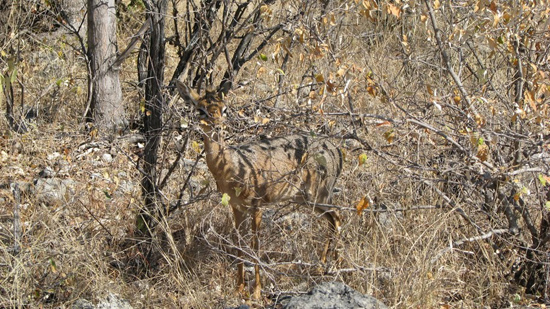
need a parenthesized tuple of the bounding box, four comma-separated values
(86, 0, 126, 136)
(137, 0, 167, 235)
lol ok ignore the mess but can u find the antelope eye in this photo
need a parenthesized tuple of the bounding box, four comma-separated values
(198, 108, 208, 118)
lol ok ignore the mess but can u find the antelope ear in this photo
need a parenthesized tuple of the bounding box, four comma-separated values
(176, 80, 200, 106)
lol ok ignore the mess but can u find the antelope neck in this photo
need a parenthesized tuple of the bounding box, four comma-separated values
(200, 122, 226, 169)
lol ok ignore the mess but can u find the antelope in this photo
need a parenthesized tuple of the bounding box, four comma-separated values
(176, 80, 343, 299)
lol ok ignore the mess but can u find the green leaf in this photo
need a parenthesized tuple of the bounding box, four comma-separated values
(221, 193, 231, 206)
(476, 69, 487, 84)
(545, 201, 550, 211)
(477, 137, 484, 146)
(259, 54, 268, 61)
(49, 258, 57, 273)
(314, 153, 327, 168)
(539, 174, 547, 186)
(103, 190, 111, 199)
(9, 66, 17, 83)
(136, 215, 146, 231)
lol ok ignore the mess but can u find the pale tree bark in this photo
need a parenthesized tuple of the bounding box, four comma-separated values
(86, 0, 126, 136)
(60, 0, 87, 37)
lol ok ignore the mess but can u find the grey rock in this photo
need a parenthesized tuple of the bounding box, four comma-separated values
(34, 178, 76, 206)
(72, 298, 94, 309)
(102, 153, 113, 162)
(39, 166, 56, 178)
(281, 282, 388, 309)
(97, 293, 133, 309)
(72, 293, 132, 309)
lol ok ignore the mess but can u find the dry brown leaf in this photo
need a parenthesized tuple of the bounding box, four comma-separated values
(355, 196, 370, 215)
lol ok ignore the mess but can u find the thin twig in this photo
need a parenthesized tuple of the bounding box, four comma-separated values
(424, 0, 478, 117)
(113, 19, 152, 68)
(78, 199, 113, 238)
(10, 183, 21, 255)
(431, 229, 508, 263)
(159, 134, 189, 191)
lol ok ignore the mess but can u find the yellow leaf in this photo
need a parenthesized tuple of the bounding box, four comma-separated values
(356, 196, 370, 215)
(386, 3, 401, 18)
(474, 113, 485, 127)
(192, 140, 201, 154)
(221, 193, 231, 206)
(433, 0, 440, 9)
(477, 143, 489, 162)
(358, 153, 368, 166)
(294, 28, 304, 43)
(384, 129, 395, 143)
(492, 12, 500, 27)
(426, 84, 434, 96)
(340, 148, 347, 161)
(140, 99, 146, 113)
(315, 74, 325, 83)
(453, 95, 461, 104)
(336, 67, 346, 77)
(524, 90, 537, 112)
(256, 67, 267, 77)
(367, 84, 378, 97)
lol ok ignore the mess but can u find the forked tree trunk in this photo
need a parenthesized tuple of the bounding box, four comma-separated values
(86, 0, 126, 136)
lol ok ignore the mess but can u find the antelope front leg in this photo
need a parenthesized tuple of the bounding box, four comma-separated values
(320, 209, 342, 264)
(232, 207, 246, 294)
(251, 206, 262, 300)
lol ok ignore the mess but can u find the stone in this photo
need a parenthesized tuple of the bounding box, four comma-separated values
(280, 282, 388, 309)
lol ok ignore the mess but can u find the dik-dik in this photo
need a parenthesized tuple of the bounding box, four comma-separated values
(176, 81, 343, 299)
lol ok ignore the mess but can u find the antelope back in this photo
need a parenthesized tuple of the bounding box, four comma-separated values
(223, 134, 343, 207)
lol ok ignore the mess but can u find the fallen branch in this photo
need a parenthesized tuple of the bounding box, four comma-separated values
(431, 229, 508, 263)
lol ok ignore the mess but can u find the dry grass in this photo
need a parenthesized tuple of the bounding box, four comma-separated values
(1, 1, 546, 308)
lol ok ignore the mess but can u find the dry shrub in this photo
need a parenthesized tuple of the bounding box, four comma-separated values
(1, 0, 549, 308)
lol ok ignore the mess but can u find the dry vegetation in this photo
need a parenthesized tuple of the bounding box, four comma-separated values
(1, 0, 550, 308)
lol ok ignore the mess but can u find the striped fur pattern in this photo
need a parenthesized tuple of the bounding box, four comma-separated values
(176, 81, 343, 299)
